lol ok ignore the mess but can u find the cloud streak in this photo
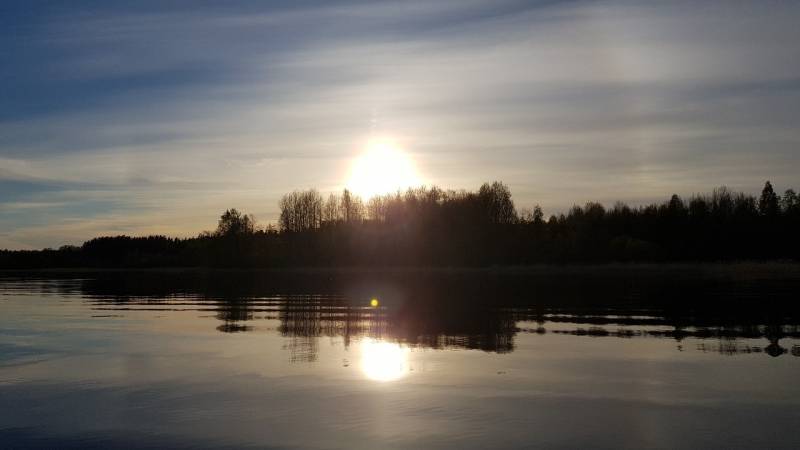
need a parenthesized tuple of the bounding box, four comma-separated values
(1, 0, 799, 248)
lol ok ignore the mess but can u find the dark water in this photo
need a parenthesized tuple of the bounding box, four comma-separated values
(1, 266, 799, 449)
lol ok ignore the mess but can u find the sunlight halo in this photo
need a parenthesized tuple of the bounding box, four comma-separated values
(346, 138, 422, 199)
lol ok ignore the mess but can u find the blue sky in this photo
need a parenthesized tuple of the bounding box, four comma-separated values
(1, 0, 799, 249)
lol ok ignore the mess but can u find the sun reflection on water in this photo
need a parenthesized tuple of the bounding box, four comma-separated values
(360, 338, 409, 382)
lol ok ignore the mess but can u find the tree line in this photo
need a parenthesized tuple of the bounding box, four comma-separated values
(1, 180, 798, 268)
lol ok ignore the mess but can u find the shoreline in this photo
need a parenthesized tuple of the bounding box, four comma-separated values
(2, 261, 799, 276)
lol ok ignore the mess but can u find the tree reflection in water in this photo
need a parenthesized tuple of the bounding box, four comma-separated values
(22, 267, 800, 361)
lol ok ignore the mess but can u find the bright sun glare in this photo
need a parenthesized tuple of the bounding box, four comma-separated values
(360, 338, 409, 382)
(347, 138, 422, 199)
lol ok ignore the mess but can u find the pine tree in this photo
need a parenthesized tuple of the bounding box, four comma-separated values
(758, 181, 780, 217)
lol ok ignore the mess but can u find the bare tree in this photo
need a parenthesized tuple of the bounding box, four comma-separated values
(279, 189, 323, 232)
(341, 189, 364, 223)
(323, 193, 341, 224)
(367, 196, 389, 222)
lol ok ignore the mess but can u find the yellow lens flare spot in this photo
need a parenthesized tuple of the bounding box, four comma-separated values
(370, 298, 379, 307)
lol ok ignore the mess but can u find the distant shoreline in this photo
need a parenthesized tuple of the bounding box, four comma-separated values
(2, 261, 799, 276)
(4, 181, 799, 268)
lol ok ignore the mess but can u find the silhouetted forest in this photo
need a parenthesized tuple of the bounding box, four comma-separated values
(2, 180, 799, 268)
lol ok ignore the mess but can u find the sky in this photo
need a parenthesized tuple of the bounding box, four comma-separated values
(1, 0, 799, 249)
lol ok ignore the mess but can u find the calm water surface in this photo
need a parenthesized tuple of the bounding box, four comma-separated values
(1, 267, 799, 449)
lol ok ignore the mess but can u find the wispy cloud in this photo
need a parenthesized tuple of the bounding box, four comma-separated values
(1, 0, 799, 248)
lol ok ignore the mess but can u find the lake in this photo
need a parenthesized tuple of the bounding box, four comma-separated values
(1, 265, 799, 449)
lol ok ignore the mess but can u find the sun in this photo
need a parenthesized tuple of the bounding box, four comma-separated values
(346, 138, 422, 199)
